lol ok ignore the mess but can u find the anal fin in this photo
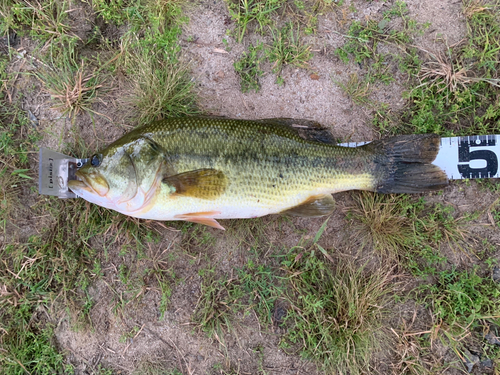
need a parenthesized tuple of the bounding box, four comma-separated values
(281, 194, 335, 217)
(175, 211, 225, 230)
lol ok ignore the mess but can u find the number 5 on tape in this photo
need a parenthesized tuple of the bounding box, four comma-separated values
(434, 135, 500, 180)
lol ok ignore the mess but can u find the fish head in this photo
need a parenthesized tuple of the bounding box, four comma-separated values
(69, 145, 138, 210)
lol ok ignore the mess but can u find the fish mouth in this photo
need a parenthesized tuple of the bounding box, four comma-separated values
(68, 171, 108, 196)
(68, 173, 95, 195)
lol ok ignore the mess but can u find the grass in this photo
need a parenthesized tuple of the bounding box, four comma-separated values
(370, 0, 500, 135)
(192, 222, 397, 374)
(234, 42, 264, 92)
(35, 59, 106, 119)
(348, 193, 469, 271)
(125, 52, 199, 125)
(192, 269, 239, 345)
(281, 249, 393, 374)
(132, 359, 183, 375)
(0, 0, 80, 59)
(1, 0, 500, 374)
(193, 254, 284, 345)
(415, 266, 500, 364)
(225, 0, 287, 43)
(336, 72, 372, 106)
(0, 231, 97, 374)
(266, 23, 312, 84)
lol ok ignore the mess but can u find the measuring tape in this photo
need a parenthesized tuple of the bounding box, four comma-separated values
(39, 135, 500, 199)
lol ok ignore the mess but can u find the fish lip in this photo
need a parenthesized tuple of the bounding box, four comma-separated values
(69, 171, 99, 195)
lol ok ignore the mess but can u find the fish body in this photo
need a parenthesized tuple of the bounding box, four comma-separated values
(68, 117, 448, 229)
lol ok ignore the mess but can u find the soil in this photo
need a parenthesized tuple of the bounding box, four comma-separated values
(4, 0, 500, 374)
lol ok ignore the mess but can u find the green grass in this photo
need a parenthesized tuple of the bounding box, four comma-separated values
(125, 52, 199, 125)
(192, 268, 239, 344)
(0, 232, 97, 374)
(1, 0, 500, 374)
(348, 193, 468, 271)
(415, 266, 500, 363)
(372, 1, 500, 135)
(35, 58, 107, 119)
(266, 23, 311, 84)
(132, 359, 183, 375)
(0, 0, 80, 59)
(336, 72, 372, 105)
(225, 0, 287, 43)
(281, 249, 393, 374)
(193, 254, 284, 345)
(234, 42, 264, 92)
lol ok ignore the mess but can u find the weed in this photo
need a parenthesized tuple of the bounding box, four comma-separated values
(234, 42, 264, 92)
(193, 252, 284, 345)
(225, 0, 287, 43)
(336, 72, 372, 106)
(381, 1, 500, 135)
(348, 193, 468, 272)
(235, 259, 283, 327)
(36, 60, 106, 118)
(416, 266, 500, 361)
(124, 51, 198, 125)
(192, 269, 238, 344)
(266, 23, 311, 83)
(335, 18, 410, 65)
(281, 251, 393, 374)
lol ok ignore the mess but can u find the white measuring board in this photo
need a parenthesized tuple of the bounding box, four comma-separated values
(339, 135, 500, 180)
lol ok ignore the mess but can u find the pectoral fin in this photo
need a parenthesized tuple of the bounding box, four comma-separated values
(282, 194, 335, 217)
(163, 169, 228, 200)
(175, 211, 225, 230)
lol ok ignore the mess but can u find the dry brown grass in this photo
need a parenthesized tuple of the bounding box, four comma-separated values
(419, 51, 500, 93)
(419, 53, 470, 93)
(37, 61, 105, 118)
(390, 311, 445, 375)
(463, 0, 490, 19)
(348, 192, 412, 261)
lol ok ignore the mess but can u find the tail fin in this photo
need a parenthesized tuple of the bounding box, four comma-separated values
(364, 134, 449, 194)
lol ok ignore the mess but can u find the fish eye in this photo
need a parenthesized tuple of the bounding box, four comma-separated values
(90, 154, 101, 167)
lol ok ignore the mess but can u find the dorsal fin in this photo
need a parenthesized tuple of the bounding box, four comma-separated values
(255, 118, 338, 144)
(199, 116, 338, 144)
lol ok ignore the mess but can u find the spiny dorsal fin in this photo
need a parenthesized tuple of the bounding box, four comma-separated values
(281, 194, 335, 217)
(257, 118, 338, 144)
(163, 169, 228, 200)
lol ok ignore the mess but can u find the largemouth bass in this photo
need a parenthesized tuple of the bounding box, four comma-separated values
(68, 117, 448, 229)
